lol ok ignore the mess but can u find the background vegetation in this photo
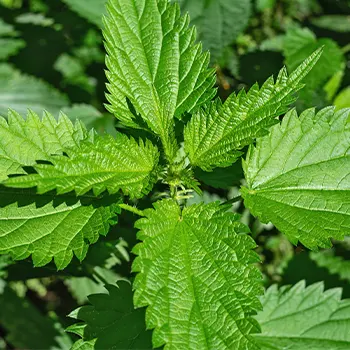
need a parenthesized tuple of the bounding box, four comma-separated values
(0, 0, 349, 348)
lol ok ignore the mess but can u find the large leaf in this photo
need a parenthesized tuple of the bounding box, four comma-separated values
(0, 187, 120, 269)
(177, 0, 251, 61)
(103, 0, 216, 160)
(5, 132, 160, 199)
(61, 0, 107, 27)
(254, 281, 350, 349)
(242, 107, 350, 249)
(0, 64, 69, 116)
(69, 281, 152, 349)
(184, 49, 322, 171)
(133, 199, 263, 349)
(0, 285, 73, 349)
(0, 109, 90, 182)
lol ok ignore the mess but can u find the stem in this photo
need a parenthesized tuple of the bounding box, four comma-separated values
(119, 203, 145, 217)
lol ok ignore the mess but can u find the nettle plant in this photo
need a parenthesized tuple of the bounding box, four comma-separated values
(0, 0, 349, 349)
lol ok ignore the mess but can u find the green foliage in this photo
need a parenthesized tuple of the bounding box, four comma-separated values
(310, 250, 350, 282)
(254, 281, 350, 349)
(184, 48, 322, 170)
(242, 107, 350, 249)
(0, 18, 25, 60)
(62, 104, 116, 135)
(61, 0, 107, 27)
(0, 64, 69, 116)
(5, 132, 159, 199)
(283, 27, 344, 108)
(132, 200, 262, 349)
(334, 87, 350, 110)
(0, 110, 89, 181)
(0, 285, 73, 349)
(0, 0, 349, 349)
(69, 281, 152, 349)
(177, 0, 251, 61)
(103, 0, 216, 160)
(0, 187, 120, 269)
(311, 15, 350, 32)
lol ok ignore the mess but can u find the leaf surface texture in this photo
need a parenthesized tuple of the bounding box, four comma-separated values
(242, 107, 350, 249)
(254, 281, 350, 349)
(133, 200, 263, 349)
(184, 49, 322, 170)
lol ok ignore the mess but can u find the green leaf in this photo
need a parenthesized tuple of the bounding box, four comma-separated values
(133, 199, 263, 349)
(184, 48, 322, 171)
(310, 250, 350, 283)
(0, 109, 90, 182)
(254, 281, 350, 349)
(0, 187, 120, 269)
(0, 38, 25, 60)
(334, 87, 350, 110)
(283, 27, 344, 109)
(177, 0, 251, 61)
(0, 18, 25, 60)
(311, 15, 350, 33)
(62, 104, 116, 135)
(69, 281, 153, 349)
(15, 13, 56, 28)
(0, 64, 69, 116)
(5, 132, 159, 199)
(0, 285, 73, 349)
(242, 107, 350, 249)
(103, 0, 216, 160)
(61, 0, 107, 27)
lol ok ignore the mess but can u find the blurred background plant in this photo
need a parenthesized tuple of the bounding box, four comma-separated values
(0, 0, 349, 348)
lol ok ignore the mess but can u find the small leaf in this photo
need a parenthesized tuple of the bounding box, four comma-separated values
(185, 48, 322, 171)
(242, 107, 350, 249)
(133, 199, 263, 349)
(254, 281, 350, 349)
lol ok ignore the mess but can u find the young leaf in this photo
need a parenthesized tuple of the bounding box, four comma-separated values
(0, 187, 120, 269)
(177, 0, 251, 61)
(254, 281, 350, 349)
(0, 64, 69, 116)
(69, 281, 152, 349)
(242, 107, 350, 249)
(184, 48, 322, 171)
(133, 200, 263, 349)
(0, 110, 90, 182)
(5, 132, 160, 199)
(103, 0, 216, 160)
